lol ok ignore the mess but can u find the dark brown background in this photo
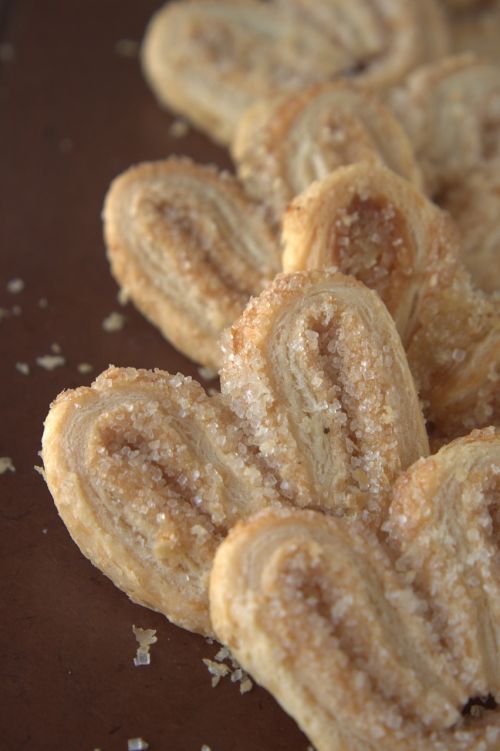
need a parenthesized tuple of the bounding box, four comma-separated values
(0, 2, 309, 749)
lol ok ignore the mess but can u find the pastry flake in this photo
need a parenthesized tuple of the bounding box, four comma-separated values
(103, 157, 279, 370)
(210, 430, 500, 751)
(42, 271, 428, 635)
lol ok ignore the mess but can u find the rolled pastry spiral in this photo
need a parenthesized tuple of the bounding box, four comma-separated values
(141, 0, 448, 145)
(42, 367, 283, 635)
(103, 158, 279, 370)
(277, 0, 449, 89)
(389, 55, 500, 291)
(220, 270, 429, 523)
(141, 0, 350, 145)
(385, 428, 500, 701)
(210, 430, 500, 750)
(42, 271, 428, 634)
(232, 81, 422, 227)
(282, 162, 500, 440)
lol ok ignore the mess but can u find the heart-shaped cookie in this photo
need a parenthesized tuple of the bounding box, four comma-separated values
(141, 0, 448, 145)
(103, 158, 279, 370)
(42, 270, 428, 636)
(210, 428, 500, 751)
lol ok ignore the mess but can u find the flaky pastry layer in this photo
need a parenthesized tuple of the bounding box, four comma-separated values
(42, 271, 428, 634)
(282, 162, 500, 440)
(103, 158, 279, 370)
(210, 430, 500, 751)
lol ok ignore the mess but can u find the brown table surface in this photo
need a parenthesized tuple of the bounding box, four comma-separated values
(0, 2, 309, 749)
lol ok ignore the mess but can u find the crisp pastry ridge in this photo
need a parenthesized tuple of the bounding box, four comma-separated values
(103, 157, 279, 370)
(141, 0, 448, 145)
(389, 54, 500, 291)
(282, 162, 500, 441)
(210, 429, 500, 751)
(42, 270, 428, 636)
(232, 80, 423, 227)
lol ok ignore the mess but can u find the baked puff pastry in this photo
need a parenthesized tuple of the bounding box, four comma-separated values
(210, 430, 500, 751)
(277, 0, 449, 89)
(232, 81, 422, 227)
(42, 270, 428, 634)
(389, 55, 500, 291)
(282, 162, 500, 440)
(42, 367, 283, 635)
(221, 270, 429, 523)
(103, 158, 279, 370)
(141, 0, 350, 145)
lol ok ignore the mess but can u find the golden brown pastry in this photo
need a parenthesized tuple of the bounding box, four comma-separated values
(221, 270, 429, 523)
(278, 0, 449, 88)
(389, 55, 500, 290)
(103, 158, 279, 370)
(210, 429, 500, 751)
(232, 81, 422, 227)
(141, 0, 349, 145)
(385, 428, 500, 700)
(282, 163, 500, 440)
(42, 270, 428, 634)
(42, 366, 283, 636)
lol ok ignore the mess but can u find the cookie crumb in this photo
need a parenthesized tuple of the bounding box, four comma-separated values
(38, 298, 48, 309)
(115, 39, 139, 58)
(7, 278, 24, 293)
(36, 354, 66, 370)
(42, 528, 48, 535)
(127, 739, 148, 751)
(0, 457, 15, 474)
(15, 362, 30, 375)
(77, 363, 93, 374)
(168, 119, 189, 138)
(203, 658, 230, 687)
(132, 625, 157, 667)
(117, 288, 130, 306)
(102, 311, 126, 332)
(239, 677, 253, 694)
(201, 746, 212, 751)
(51, 342, 62, 354)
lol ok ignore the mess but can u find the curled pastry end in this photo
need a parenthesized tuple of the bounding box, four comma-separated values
(221, 269, 429, 522)
(42, 366, 280, 636)
(386, 428, 500, 700)
(282, 162, 458, 346)
(103, 157, 279, 370)
(211, 507, 498, 751)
